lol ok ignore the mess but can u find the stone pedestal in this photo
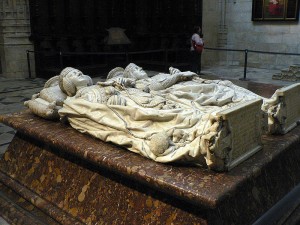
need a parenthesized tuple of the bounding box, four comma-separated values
(0, 0, 35, 78)
(273, 64, 300, 82)
(1, 108, 300, 224)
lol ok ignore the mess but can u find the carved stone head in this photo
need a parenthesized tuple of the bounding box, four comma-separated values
(124, 63, 148, 80)
(107, 67, 125, 80)
(59, 67, 93, 96)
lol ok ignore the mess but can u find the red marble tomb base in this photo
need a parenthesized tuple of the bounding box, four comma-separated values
(1, 96, 300, 224)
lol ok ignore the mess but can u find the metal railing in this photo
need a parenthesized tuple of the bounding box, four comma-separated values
(27, 47, 300, 79)
(26, 48, 189, 78)
(253, 183, 300, 225)
(205, 47, 300, 81)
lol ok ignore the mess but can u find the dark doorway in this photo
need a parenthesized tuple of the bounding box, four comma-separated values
(29, 0, 203, 78)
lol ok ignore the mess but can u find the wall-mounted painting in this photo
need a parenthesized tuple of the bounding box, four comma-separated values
(252, 0, 299, 21)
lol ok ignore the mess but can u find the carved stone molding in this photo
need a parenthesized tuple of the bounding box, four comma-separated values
(0, 0, 31, 44)
(0, 0, 30, 39)
(0, 0, 29, 21)
(0, 0, 34, 78)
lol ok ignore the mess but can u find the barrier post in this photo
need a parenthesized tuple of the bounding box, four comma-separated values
(126, 51, 129, 64)
(59, 51, 63, 69)
(26, 50, 32, 78)
(240, 49, 249, 81)
(165, 49, 168, 72)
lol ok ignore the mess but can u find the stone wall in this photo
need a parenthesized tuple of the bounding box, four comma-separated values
(1, 1, 299, 77)
(0, 0, 34, 78)
(202, 0, 300, 69)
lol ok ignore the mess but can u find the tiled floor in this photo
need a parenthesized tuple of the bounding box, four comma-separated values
(0, 77, 46, 156)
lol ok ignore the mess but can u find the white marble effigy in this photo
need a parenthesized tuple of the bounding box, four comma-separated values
(24, 64, 300, 171)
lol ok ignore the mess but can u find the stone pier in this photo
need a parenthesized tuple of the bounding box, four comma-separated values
(0, 0, 34, 78)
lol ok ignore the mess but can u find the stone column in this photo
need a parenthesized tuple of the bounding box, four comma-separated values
(0, 0, 35, 78)
(217, 0, 228, 47)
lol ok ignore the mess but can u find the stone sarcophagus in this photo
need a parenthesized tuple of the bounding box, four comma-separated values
(21, 65, 300, 172)
(2, 65, 300, 224)
(1, 109, 300, 224)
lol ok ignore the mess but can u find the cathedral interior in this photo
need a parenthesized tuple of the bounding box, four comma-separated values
(2, 1, 300, 224)
(29, 0, 202, 78)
